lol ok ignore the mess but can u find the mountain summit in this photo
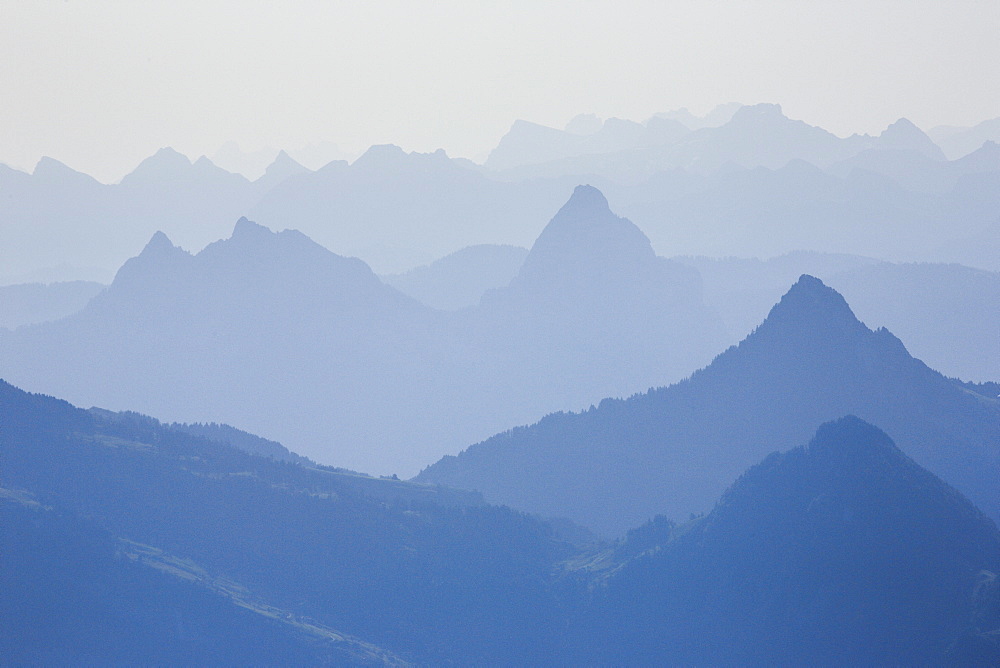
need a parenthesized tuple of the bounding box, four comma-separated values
(749, 274, 870, 343)
(513, 184, 655, 289)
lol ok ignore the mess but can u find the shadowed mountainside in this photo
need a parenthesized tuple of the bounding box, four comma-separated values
(576, 417, 1000, 665)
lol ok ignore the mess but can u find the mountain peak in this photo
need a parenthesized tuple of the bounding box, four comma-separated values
(352, 144, 407, 169)
(512, 185, 656, 294)
(231, 217, 272, 240)
(561, 184, 611, 215)
(142, 230, 176, 254)
(266, 149, 303, 173)
(804, 415, 902, 467)
(122, 147, 193, 184)
(33, 156, 72, 176)
(515, 185, 654, 287)
(31, 156, 98, 185)
(749, 274, 869, 342)
(876, 118, 945, 160)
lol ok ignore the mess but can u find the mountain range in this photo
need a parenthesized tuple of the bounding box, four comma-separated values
(417, 275, 1000, 536)
(4, 377, 998, 664)
(1, 187, 727, 476)
(6, 104, 1000, 283)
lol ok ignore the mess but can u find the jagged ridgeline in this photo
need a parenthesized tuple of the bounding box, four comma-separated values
(3, 379, 999, 664)
(418, 275, 1000, 537)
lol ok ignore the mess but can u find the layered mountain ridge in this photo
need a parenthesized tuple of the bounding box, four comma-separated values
(1, 188, 726, 475)
(418, 275, 1000, 536)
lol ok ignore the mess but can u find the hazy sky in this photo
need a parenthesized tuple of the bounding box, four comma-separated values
(2, 0, 998, 182)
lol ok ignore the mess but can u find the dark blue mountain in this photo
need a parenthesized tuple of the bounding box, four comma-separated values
(0, 379, 573, 664)
(578, 417, 1000, 665)
(418, 275, 1000, 536)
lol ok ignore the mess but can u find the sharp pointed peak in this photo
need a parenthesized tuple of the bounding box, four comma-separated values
(515, 185, 653, 283)
(749, 274, 869, 341)
(141, 230, 176, 254)
(258, 150, 309, 183)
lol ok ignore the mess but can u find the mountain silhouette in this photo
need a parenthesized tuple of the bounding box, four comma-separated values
(874, 117, 946, 160)
(248, 144, 570, 273)
(0, 379, 571, 664)
(418, 275, 1000, 536)
(583, 417, 1000, 664)
(2, 188, 729, 477)
(470, 185, 727, 414)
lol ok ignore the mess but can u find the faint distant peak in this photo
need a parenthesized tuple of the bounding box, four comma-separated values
(559, 184, 612, 216)
(148, 146, 192, 167)
(352, 143, 407, 168)
(654, 102, 741, 130)
(565, 113, 602, 135)
(31, 156, 96, 184)
(516, 185, 654, 284)
(876, 118, 946, 160)
(230, 217, 272, 240)
(122, 147, 193, 183)
(730, 103, 785, 122)
(256, 150, 310, 186)
(192, 154, 225, 172)
(33, 156, 71, 175)
(267, 149, 304, 173)
(141, 230, 177, 255)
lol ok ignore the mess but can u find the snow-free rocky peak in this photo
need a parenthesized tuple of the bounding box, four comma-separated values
(515, 185, 655, 286)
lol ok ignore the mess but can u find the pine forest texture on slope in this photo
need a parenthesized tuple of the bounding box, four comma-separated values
(0, 380, 576, 665)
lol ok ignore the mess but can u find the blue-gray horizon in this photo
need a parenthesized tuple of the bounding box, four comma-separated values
(1, 0, 997, 183)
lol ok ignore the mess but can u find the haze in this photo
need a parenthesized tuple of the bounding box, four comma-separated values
(2, 0, 998, 183)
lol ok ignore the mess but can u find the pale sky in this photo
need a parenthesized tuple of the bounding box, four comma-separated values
(2, 0, 998, 183)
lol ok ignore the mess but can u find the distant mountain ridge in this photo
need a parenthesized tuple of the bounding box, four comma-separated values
(7, 105, 1000, 282)
(1, 188, 728, 475)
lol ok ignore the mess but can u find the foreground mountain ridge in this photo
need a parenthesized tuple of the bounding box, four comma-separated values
(4, 378, 998, 663)
(580, 416, 1000, 664)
